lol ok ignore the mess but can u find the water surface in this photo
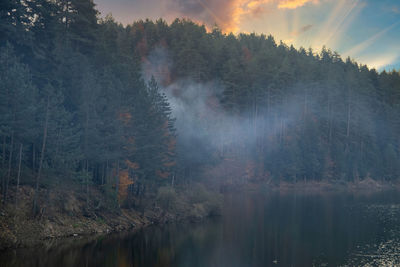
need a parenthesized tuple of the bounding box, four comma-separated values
(2, 190, 400, 266)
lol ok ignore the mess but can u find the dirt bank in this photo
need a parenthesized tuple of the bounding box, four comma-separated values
(0, 184, 221, 251)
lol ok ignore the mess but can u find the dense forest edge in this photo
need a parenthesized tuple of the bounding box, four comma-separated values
(1, 0, 400, 250)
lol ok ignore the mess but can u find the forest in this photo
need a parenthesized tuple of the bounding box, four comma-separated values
(1, 0, 400, 213)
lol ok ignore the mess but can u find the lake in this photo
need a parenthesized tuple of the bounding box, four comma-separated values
(1, 190, 400, 266)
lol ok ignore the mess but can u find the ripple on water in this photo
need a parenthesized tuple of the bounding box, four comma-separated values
(344, 204, 400, 266)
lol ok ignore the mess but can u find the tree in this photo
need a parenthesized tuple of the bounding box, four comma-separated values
(0, 43, 36, 203)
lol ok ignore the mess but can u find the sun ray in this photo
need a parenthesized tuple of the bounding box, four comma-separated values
(344, 20, 400, 57)
(312, 0, 362, 50)
(321, 0, 361, 48)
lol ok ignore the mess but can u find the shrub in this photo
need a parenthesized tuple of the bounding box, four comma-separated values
(156, 186, 177, 211)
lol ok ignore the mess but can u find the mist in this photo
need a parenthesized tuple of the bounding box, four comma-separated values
(1, 2, 400, 264)
(143, 46, 319, 184)
(140, 41, 397, 184)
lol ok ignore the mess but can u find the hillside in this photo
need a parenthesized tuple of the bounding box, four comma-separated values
(0, 0, 400, 248)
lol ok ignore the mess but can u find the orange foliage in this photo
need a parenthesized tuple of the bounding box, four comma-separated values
(242, 46, 252, 62)
(245, 160, 256, 180)
(115, 161, 140, 203)
(168, 138, 176, 149)
(136, 36, 148, 60)
(126, 159, 140, 170)
(156, 170, 170, 179)
(164, 161, 176, 167)
(127, 137, 135, 145)
(118, 170, 134, 202)
(119, 112, 132, 125)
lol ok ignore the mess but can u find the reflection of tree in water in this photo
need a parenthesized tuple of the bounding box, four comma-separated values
(1, 192, 400, 267)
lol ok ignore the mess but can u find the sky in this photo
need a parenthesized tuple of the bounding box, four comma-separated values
(94, 0, 400, 71)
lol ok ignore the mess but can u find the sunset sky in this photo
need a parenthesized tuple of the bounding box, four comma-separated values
(94, 0, 400, 71)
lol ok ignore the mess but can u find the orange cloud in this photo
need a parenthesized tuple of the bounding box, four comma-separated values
(278, 0, 319, 9)
(170, 0, 320, 33)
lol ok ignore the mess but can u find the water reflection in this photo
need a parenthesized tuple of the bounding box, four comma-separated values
(1, 191, 400, 266)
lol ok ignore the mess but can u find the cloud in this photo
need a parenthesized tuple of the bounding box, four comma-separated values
(359, 53, 399, 70)
(278, 0, 319, 9)
(166, 0, 320, 33)
(291, 24, 313, 36)
(169, 0, 244, 32)
(96, 0, 321, 33)
(391, 6, 400, 14)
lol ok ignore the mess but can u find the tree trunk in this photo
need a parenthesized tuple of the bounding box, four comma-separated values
(54, 127, 61, 165)
(33, 97, 50, 214)
(105, 159, 109, 184)
(4, 131, 14, 203)
(328, 92, 333, 145)
(281, 97, 287, 144)
(345, 90, 351, 153)
(253, 94, 258, 140)
(303, 88, 308, 134)
(86, 159, 89, 208)
(32, 143, 35, 173)
(15, 143, 22, 208)
(101, 163, 105, 185)
(265, 88, 271, 152)
(115, 160, 120, 195)
(115, 160, 120, 204)
(346, 102, 351, 138)
(266, 88, 270, 117)
(1, 135, 6, 201)
(1, 135, 5, 168)
(303, 88, 308, 118)
(261, 116, 266, 154)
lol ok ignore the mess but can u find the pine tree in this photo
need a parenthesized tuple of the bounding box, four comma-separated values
(0, 43, 36, 203)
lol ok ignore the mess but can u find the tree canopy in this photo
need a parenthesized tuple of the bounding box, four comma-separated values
(0, 0, 399, 210)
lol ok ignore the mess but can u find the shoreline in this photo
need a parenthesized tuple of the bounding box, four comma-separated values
(1, 179, 399, 251)
(241, 178, 400, 195)
(0, 184, 219, 251)
(0, 203, 197, 251)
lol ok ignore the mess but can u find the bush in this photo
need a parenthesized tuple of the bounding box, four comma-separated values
(156, 186, 177, 211)
(189, 183, 209, 204)
(188, 184, 222, 217)
(204, 195, 222, 216)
